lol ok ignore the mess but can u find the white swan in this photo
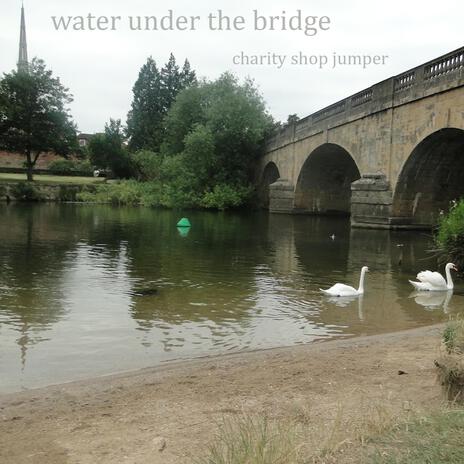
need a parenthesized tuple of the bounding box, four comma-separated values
(409, 263, 457, 291)
(320, 266, 368, 297)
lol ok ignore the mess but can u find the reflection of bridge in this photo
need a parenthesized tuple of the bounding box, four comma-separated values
(258, 47, 464, 229)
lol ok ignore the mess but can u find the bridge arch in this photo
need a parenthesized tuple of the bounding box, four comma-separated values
(294, 143, 361, 215)
(392, 128, 464, 226)
(258, 161, 281, 209)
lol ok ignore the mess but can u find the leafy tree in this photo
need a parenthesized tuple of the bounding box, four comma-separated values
(163, 72, 274, 188)
(132, 150, 162, 181)
(88, 119, 133, 178)
(0, 58, 77, 181)
(182, 124, 216, 187)
(160, 86, 205, 156)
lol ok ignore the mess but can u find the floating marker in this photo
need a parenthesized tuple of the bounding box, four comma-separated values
(177, 217, 191, 228)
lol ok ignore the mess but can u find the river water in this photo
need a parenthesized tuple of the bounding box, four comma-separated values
(0, 204, 462, 392)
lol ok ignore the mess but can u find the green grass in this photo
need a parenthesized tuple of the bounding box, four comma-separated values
(0, 173, 105, 185)
(442, 317, 464, 354)
(369, 409, 464, 463)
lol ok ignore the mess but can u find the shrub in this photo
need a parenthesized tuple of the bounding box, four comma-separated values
(48, 159, 94, 176)
(48, 159, 76, 175)
(10, 182, 42, 201)
(201, 184, 253, 210)
(436, 200, 464, 271)
(75, 159, 93, 176)
(58, 185, 80, 202)
(132, 150, 162, 181)
(436, 318, 464, 402)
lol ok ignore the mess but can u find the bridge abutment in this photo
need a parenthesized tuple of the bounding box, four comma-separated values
(269, 179, 295, 213)
(350, 174, 393, 228)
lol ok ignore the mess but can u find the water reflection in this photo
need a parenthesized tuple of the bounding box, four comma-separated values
(410, 290, 453, 313)
(0, 204, 463, 392)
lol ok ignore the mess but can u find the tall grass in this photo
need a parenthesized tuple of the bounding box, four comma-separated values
(198, 415, 300, 464)
(197, 399, 404, 464)
(198, 404, 464, 464)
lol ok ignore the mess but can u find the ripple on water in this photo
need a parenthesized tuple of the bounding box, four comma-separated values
(0, 205, 462, 392)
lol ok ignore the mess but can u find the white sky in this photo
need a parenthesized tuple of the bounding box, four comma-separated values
(1, 0, 462, 133)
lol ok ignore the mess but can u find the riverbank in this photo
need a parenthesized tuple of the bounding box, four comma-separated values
(0, 324, 451, 463)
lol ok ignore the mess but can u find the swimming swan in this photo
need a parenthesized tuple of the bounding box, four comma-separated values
(409, 263, 457, 291)
(320, 266, 369, 297)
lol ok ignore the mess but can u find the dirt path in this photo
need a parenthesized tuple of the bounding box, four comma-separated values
(0, 325, 446, 464)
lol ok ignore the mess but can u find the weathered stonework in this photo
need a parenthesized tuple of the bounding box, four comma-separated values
(257, 47, 464, 229)
(269, 179, 295, 213)
(351, 174, 393, 228)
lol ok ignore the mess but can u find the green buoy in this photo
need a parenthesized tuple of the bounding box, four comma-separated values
(177, 217, 191, 228)
(177, 226, 190, 238)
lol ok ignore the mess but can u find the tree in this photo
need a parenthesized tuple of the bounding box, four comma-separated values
(88, 119, 133, 178)
(163, 73, 274, 187)
(0, 58, 77, 181)
(126, 57, 164, 152)
(160, 53, 181, 114)
(127, 55, 197, 153)
(180, 59, 197, 89)
(287, 114, 300, 125)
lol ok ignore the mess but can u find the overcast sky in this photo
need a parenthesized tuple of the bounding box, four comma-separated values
(1, 0, 462, 133)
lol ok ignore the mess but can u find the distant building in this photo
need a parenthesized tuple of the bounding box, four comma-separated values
(77, 133, 94, 148)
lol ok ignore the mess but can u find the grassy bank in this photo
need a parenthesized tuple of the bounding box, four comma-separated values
(199, 407, 464, 464)
(0, 172, 104, 185)
(369, 408, 464, 463)
(76, 179, 253, 210)
(198, 321, 464, 464)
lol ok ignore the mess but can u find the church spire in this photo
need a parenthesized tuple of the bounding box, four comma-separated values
(17, 3, 29, 72)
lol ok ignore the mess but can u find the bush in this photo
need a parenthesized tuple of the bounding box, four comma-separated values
(58, 185, 81, 202)
(436, 318, 464, 402)
(48, 159, 94, 176)
(436, 200, 464, 270)
(48, 159, 75, 175)
(10, 182, 42, 201)
(133, 150, 162, 181)
(201, 184, 253, 210)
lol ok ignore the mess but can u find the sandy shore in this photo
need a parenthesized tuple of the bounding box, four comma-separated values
(0, 325, 446, 463)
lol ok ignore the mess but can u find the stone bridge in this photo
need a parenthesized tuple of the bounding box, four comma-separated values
(257, 47, 464, 228)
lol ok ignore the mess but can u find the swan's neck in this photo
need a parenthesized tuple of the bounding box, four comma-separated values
(445, 265, 454, 290)
(357, 269, 367, 294)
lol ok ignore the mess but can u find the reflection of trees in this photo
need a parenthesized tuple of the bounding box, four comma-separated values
(2, 202, 453, 373)
(0, 204, 72, 367)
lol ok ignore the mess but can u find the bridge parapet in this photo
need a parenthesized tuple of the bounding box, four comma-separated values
(266, 47, 464, 153)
